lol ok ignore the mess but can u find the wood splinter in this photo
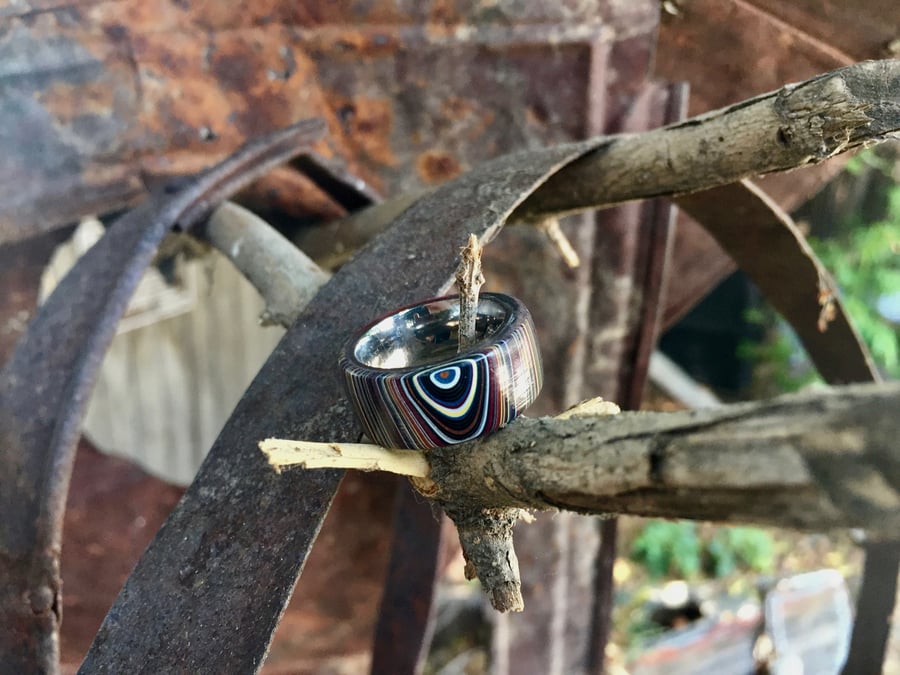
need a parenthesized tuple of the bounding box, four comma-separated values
(259, 438, 430, 477)
(536, 217, 581, 268)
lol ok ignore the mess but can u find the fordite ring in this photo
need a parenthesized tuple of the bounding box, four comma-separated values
(339, 293, 543, 450)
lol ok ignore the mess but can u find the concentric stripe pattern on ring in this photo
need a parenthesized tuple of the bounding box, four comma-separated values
(341, 310, 542, 450)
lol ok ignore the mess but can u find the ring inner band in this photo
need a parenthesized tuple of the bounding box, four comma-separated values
(354, 296, 512, 369)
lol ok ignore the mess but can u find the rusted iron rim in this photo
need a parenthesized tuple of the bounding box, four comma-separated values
(0, 119, 326, 673)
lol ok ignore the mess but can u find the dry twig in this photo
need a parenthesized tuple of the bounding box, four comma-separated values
(536, 217, 581, 268)
(455, 234, 485, 351)
(259, 439, 429, 477)
(453, 232, 523, 611)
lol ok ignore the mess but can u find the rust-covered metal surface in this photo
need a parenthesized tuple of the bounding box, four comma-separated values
(0, 0, 646, 242)
(0, 229, 73, 365)
(59, 440, 185, 671)
(261, 472, 398, 674)
(57, 446, 399, 673)
(2, 0, 894, 243)
(0, 8, 144, 241)
(747, 0, 900, 62)
(11, 0, 889, 240)
(369, 483, 444, 675)
(0, 3, 349, 241)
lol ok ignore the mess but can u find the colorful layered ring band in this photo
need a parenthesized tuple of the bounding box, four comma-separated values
(339, 293, 543, 450)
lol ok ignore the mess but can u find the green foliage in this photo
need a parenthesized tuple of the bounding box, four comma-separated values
(631, 522, 775, 579)
(744, 153, 900, 388)
(705, 526, 775, 577)
(738, 316, 820, 393)
(631, 522, 701, 578)
(845, 151, 896, 177)
(811, 215, 900, 377)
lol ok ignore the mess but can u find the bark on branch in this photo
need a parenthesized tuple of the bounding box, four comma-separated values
(260, 383, 900, 536)
(424, 382, 900, 538)
(513, 59, 900, 220)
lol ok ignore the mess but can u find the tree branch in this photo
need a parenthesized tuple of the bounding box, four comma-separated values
(513, 59, 900, 220)
(424, 381, 900, 538)
(452, 233, 524, 611)
(257, 380, 900, 612)
(260, 383, 899, 536)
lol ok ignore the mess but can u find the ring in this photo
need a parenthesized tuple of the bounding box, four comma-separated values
(339, 293, 543, 449)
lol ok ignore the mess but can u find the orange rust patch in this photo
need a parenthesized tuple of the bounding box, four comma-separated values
(440, 96, 496, 141)
(127, 24, 367, 194)
(37, 80, 119, 122)
(129, 27, 336, 162)
(428, 0, 463, 25)
(424, 0, 464, 37)
(331, 95, 398, 167)
(313, 28, 401, 58)
(416, 150, 462, 184)
(441, 95, 476, 119)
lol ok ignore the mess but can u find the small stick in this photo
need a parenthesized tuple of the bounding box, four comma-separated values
(258, 438, 429, 477)
(536, 217, 581, 268)
(453, 234, 527, 610)
(455, 233, 485, 351)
